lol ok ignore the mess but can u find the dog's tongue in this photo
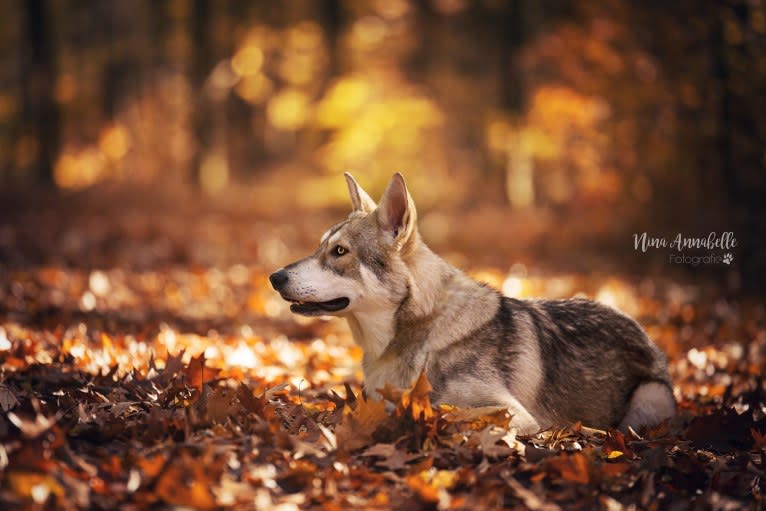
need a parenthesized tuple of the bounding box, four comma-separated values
(290, 297, 349, 315)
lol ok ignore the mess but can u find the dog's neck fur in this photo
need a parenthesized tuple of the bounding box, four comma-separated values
(346, 237, 499, 370)
(344, 239, 443, 359)
(400, 239, 451, 318)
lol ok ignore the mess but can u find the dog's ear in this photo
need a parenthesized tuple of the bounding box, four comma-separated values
(377, 172, 417, 247)
(344, 172, 376, 213)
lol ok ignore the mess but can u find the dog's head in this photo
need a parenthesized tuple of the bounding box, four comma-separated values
(269, 172, 418, 316)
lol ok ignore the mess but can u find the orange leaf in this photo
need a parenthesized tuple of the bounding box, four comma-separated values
(335, 396, 389, 451)
(547, 452, 590, 484)
(443, 406, 511, 430)
(402, 369, 435, 421)
(155, 453, 217, 511)
(184, 353, 220, 390)
(599, 461, 631, 479)
(136, 454, 167, 480)
(7, 471, 64, 502)
(406, 474, 440, 503)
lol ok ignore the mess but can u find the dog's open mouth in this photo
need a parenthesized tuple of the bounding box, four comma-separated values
(288, 297, 350, 315)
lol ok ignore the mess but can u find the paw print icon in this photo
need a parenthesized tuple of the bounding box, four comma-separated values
(722, 253, 733, 265)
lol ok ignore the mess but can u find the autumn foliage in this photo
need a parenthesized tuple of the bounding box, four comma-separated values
(0, 188, 764, 510)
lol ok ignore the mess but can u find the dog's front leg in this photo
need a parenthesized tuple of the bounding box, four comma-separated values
(435, 379, 542, 434)
(502, 395, 541, 435)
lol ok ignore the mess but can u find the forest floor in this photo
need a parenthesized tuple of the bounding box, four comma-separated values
(0, 184, 764, 510)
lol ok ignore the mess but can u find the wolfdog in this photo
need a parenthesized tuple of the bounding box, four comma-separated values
(269, 173, 675, 434)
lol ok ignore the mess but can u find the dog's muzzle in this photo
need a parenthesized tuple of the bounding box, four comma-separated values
(268, 268, 350, 315)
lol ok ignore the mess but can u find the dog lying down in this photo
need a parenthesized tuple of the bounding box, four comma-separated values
(270, 172, 676, 434)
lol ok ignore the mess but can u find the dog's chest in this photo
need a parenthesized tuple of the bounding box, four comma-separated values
(362, 353, 421, 397)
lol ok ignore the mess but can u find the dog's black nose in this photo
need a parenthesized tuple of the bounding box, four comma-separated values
(269, 269, 288, 290)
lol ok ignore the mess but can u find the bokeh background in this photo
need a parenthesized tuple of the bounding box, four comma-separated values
(0, 0, 764, 291)
(2, 5, 766, 508)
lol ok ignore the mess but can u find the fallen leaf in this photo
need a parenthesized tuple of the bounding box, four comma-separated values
(602, 430, 635, 459)
(155, 452, 217, 511)
(200, 386, 239, 423)
(335, 395, 389, 451)
(443, 406, 511, 430)
(136, 454, 167, 480)
(0, 384, 18, 411)
(406, 472, 441, 503)
(599, 462, 631, 479)
(504, 475, 562, 511)
(7, 411, 58, 439)
(547, 452, 590, 484)
(360, 443, 419, 471)
(401, 369, 435, 421)
(276, 460, 317, 493)
(751, 428, 766, 450)
(7, 471, 65, 503)
(184, 353, 220, 390)
(473, 425, 519, 458)
(429, 470, 458, 490)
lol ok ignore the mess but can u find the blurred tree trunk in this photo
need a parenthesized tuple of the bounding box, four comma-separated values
(319, 0, 343, 77)
(103, 2, 140, 121)
(497, 1, 534, 202)
(21, 0, 58, 185)
(712, 4, 766, 294)
(191, 0, 213, 187)
(500, 0, 535, 113)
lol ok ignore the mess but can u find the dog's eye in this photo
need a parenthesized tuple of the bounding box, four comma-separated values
(332, 245, 347, 257)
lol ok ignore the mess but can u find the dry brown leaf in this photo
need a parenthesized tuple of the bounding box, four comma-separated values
(602, 430, 635, 459)
(547, 452, 591, 484)
(155, 453, 217, 511)
(599, 461, 631, 479)
(477, 425, 519, 458)
(444, 406, 511, 430)
(360, 443, 419, 471)
(751, 428, 766, 450)
(334, 396, 389, 451)
(184, 353, 220, 390)
(505, 476, 562, 511)
(0, 384, 18, 412)
(201, 386, 239, 423)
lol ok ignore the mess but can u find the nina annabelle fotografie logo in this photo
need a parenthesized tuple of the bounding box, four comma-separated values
(633, 232, 737, 266)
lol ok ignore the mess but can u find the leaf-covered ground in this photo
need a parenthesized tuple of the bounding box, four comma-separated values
(0, 188, 764, 510)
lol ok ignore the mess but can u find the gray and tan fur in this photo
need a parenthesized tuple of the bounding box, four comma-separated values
(269, 172, 675, 434)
